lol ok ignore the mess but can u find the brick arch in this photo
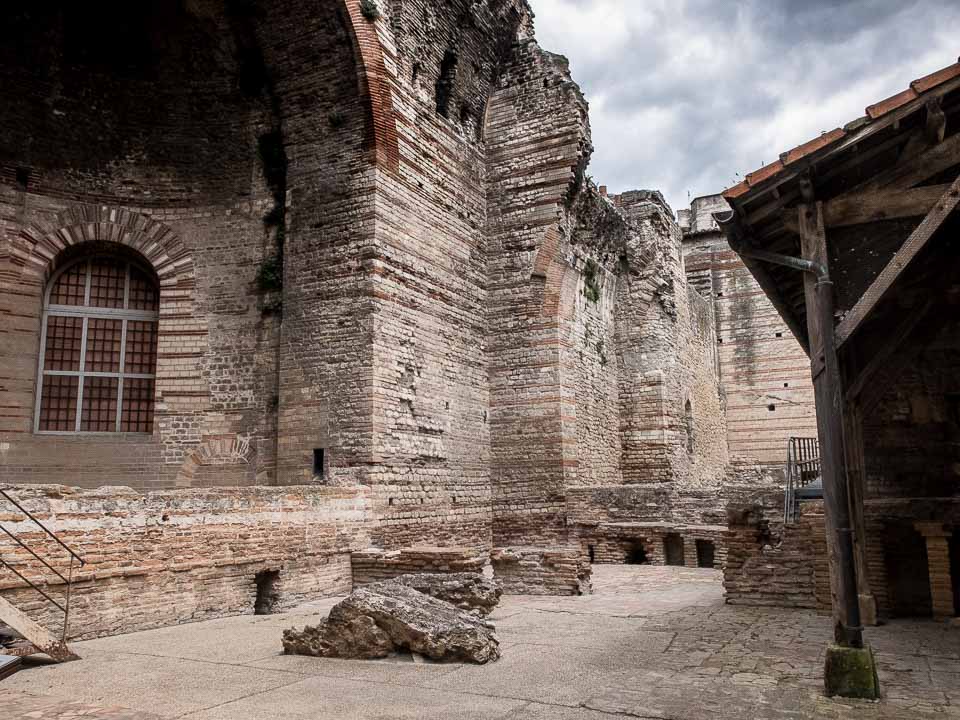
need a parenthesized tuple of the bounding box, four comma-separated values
(14, 205, 194, 291)
(175, 435, 254, 487)
(339, 0, 400, 173)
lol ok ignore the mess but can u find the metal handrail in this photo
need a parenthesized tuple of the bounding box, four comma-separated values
(0, 488, 85, 566)
(784, 436, 821, 523)
(0, 488, 85, 643)
(0, 557, 66, 613)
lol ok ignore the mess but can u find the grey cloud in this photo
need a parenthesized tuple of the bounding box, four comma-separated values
(528, 0, 959, 213)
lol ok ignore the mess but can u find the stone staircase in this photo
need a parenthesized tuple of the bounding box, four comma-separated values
(0, 488, 84, 673)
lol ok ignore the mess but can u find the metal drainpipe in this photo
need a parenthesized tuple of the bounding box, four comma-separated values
(732, 242, 864, 649)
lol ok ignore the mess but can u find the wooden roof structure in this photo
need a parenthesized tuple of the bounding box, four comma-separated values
(717, 59, 960, 365)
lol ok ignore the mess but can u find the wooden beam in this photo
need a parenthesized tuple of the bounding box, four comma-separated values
(858, 130, 960, 194)
(821, 183, 951, 228)
(799, 203, 828, 365)
(836, 175, 960, 346)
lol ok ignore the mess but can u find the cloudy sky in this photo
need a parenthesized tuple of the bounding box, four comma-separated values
(527, 0, 960, 213)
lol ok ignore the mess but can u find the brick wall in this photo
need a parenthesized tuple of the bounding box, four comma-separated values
(351, 547, 487, 586)
(681, 195, 817, 470)
(491, 546, 591, 596)
(0, 484, 372, 639)
(723, 502, 820, 609)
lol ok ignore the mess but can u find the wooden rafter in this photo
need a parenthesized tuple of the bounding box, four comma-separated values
(784, 183, 952, 231)
(857, 130, 960, 194)
(835, 174, 960, 346)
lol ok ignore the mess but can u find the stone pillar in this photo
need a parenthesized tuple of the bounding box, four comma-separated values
(915, 523, 955, 620)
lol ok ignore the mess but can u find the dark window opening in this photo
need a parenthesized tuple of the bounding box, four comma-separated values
(784, 383, 789, 388)
(626, 541, 647, 565)
(664, 533, 685, 566)
(884, 523, 932, 617)
(695, 539, 716, 568)
(389, 497, 395, 506)
(768, 404, 776, 412)
(254, 570, 280, 615)
(775, 332, 783, 338)
(588, 544, 596, 563)
(313, 448, 324, 478)
(435, 50, 458, 118)
(683, 400, 694, 454)
(15, 167, 29, 190)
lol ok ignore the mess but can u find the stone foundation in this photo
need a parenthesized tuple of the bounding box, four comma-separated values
(350, 548, 487, 587)
(491, 546, 591, 596)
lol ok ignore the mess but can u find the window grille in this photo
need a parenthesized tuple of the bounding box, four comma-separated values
(36, 257, 159, 434)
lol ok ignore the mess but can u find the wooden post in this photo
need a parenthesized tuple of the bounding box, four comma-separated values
(798, 202, 863, 648)
(843, 401, 877, 625)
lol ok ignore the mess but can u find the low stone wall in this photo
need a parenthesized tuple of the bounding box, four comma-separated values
(577, 522, 727, 569)
(0, 484, 373, 640)
(722, 503, 823, 609)
(491, 546, 591, 596)
(351, 547, 487, 586)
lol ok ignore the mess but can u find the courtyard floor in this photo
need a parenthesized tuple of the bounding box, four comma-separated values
(2, 565, 958, 719)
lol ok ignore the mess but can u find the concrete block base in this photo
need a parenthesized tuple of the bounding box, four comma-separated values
(824, 644, 880, 700)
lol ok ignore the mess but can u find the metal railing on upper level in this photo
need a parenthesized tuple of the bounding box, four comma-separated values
(0, 488, 86, 643)
(784, 437, 822, 524)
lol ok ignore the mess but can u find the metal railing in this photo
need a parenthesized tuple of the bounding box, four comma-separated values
(784, 437, 821, 524)
(0, 488, 86, 643)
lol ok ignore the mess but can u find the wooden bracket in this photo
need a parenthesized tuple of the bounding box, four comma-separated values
(836, 174, 960, 346)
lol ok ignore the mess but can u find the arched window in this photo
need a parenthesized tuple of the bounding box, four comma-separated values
(35, 256, 159, 434)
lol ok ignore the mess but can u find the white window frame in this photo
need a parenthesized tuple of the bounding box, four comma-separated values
(34, 256, 159, 435)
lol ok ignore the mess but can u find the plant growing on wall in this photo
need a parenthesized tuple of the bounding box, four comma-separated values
(360, 0, 380, 20)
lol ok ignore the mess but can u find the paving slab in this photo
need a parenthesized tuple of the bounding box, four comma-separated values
(5, 566, 957, 720)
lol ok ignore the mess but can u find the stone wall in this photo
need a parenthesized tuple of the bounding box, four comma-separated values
(0, 484, 371, 640)
(613, 191, 729, 488)
(681, 194, 817, 471)
(351, 547, 487, 586)
(722, 502, 821, 609)
(491, 546, 591, 596)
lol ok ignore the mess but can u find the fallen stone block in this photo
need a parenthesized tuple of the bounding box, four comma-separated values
(388, 572, 501, 616)
(282, 580, 500, 664)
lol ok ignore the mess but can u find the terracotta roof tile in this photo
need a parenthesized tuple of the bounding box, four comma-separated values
(911, 61, 960, 94)
(722, 181, 750, 200)
(745, 159, 785, 188)
(866, 88, 917, 120)
(780, 128, 846, 166)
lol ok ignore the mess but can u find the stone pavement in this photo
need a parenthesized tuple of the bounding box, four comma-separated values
(2, 565, 958, 719)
